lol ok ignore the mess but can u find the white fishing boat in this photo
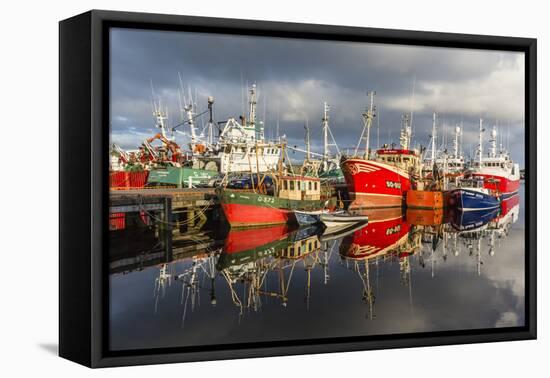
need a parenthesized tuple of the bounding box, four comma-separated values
(320, 212, 369, 230)
(320, 220, 369, 242)
(467, 119, 520, 199)
(177, 83, 281, 174)
(436, 125, 465, 178)
(423, 115, 466, 190)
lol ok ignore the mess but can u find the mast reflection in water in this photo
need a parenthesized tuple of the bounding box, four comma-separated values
(109, 186, 525, 351)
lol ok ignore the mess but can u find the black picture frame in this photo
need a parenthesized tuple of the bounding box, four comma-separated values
(59, 9, 537, 368)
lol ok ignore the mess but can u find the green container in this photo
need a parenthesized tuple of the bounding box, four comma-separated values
(147, 166, 218, 188)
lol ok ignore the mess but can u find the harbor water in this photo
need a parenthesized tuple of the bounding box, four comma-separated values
(109, 184, 525, 351)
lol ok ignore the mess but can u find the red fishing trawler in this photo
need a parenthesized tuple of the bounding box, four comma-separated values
(468, 120, 520, 199)
(218, 141, 327, 228)
(218, 174, 325, 227)
(342, 149, 420, 208)
(342, 93, 421, 209)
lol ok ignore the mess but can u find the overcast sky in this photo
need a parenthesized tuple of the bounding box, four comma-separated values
(110, 28, 526, 166)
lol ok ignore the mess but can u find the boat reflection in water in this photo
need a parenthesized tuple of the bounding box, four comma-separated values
(335, 195, 520, 319)
(338, 208, 416, 319)
(216, 224, 324, 312)
(108, 190, 522, 350)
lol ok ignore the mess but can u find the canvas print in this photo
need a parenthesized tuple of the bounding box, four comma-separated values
(108, 28, 525, 351)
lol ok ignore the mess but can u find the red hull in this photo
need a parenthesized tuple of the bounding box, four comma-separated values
(349, 193, 403, 209)
(340, 213, 409, 260)
(224, 224, 292, 254)
(499, 193, 520, 218)
(470, 173, 520, 197)
(222, 203, 294, 227)
(342, 158, 411, 209)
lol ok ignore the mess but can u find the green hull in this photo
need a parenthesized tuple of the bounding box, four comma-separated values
(219, 189, 325, 211)
(147, 167, 217, 187)
(217, 225, 322, 269)
(217, 238, 291, 270)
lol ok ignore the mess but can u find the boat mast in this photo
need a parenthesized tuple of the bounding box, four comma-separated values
(248, 84, 257, 139)
(364, 91, 375, 158)
(430, 112, 437, 169)
(207, 96, 215, 146)
(400, 113, 412, 150)
(277, 141, 285, 194)
(489, 124, 497, 158)
(177, 73, 197, 147)
(354, 91, 375, 158)
(153, 100, 169, 139)
(322, 101, 330, 161)
(151, 80, 168, 140)
(184, 102, 197, 151)
(453, 125, 461, 158)
(305, 120, 311, 162)
(319, 102, 340, 168)
(478, 118, 484, 166)
(409, 76, 416, 141)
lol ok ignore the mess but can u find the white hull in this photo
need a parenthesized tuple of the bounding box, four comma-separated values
(320, 213, 369, 229)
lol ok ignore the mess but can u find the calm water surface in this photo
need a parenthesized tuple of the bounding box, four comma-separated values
(109, 185, 525, 351)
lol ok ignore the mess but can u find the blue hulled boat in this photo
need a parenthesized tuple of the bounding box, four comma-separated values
(450, 188, 500, 211)
(448, 178, 500, 212)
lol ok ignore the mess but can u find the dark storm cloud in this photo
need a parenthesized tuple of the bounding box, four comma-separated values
(110, 28, 525, 165)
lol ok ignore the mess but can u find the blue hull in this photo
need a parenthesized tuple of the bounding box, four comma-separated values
(450, 208, 500, 231)
(450, 189, 500, 211)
